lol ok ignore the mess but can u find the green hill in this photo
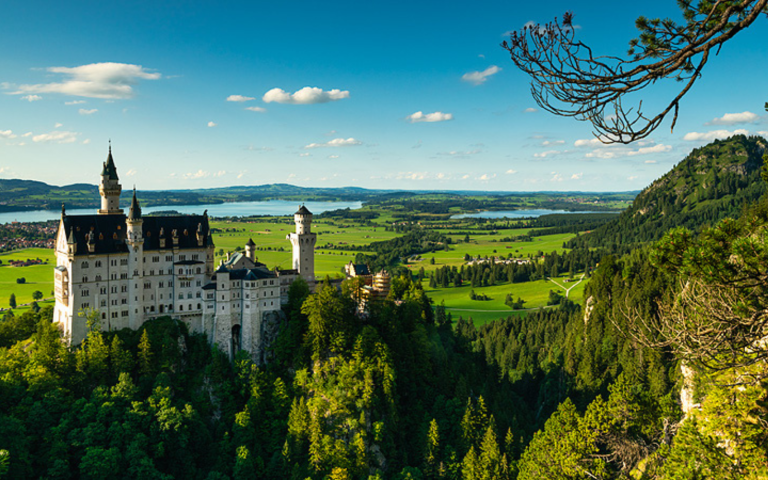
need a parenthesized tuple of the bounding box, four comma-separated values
(569, 134, 768, 252)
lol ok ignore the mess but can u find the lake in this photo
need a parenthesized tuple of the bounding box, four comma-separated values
(0, 200, 363, 224)
(450, 209, 616, 219)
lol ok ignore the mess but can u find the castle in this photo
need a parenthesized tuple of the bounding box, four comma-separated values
(53, 147, 316, 361)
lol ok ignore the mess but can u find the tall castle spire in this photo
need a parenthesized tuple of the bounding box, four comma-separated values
(98, 142, 123, 215)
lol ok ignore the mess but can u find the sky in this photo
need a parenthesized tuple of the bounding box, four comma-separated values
(1, 0, 767, 192)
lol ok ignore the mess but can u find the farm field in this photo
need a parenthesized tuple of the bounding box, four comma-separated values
(422, 272, 587, 326)
(0, 248, 56, 309)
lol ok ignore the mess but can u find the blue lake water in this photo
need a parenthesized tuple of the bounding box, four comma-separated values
(450, 209, 616, 219)
(0, 200, 363, 224)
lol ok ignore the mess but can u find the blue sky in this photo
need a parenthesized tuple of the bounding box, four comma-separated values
(1, 0, 766, 192)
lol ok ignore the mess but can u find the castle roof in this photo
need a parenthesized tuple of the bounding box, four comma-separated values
(246, 238, 256, 246)
(296, 205, 312, 215)
(59, 213, 212, 256)
(101, 145, 119, 180)
(349, 263, 371, 276)
(127, 189, 142, 221)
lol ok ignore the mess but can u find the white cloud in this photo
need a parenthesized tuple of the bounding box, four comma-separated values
(397, 171, 428, 181)
(534, 150, 565, 158)
(439, 149, 481, 157)
(577, 137, 672, 159)
(299, 152, 311, 157)
(82, 139, 90, 145)
(11, 62, 160, 99)
(462, 174, 471, 180)
(21, 94, 42, 102)
(628, 175, 639, 181)
(0, 130, 17, 139)
(574, 138, 607, 148)
(214, 170, 226, 177)
(551, 172, 564, 182)
(758, 131, 768, 137)
(706, 111, 761, 126)
(65, 100, 86, 105)
(227, 94, 255, 102)
(245, 106, 266, 112)
(32, 130, 79, 143)
(571, 172, 583, 180)
(506, 169, 517, 174)
(524, 107, 537, 113)
(125, 168, 137, 177)
(478, 173, 496, 181)
(406, 111, 453, 123)
(304, 137, 361, 148)
(461, 65, 501, 85)
(263, 86, 349, 104)
(54, 122, 63, 128)
(183, 170, 210, 180)
(541, 140, 564, 146)
(207, 121, 217, 127)
(79, 108, 97, 115)
(683, 129, 750, 142)
(645, 160, 657, 164)
(21, 132, 31, 137)
(328, 155, 339, 159)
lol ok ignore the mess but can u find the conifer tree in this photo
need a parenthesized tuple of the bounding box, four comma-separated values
(138, 329, 153, 376)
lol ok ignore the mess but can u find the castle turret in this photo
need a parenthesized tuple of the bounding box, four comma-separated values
(98, 144, 123, 215)
(126, 188, 144, 329)
(245, 238, 256, 262)
(286, 205, 316, 283)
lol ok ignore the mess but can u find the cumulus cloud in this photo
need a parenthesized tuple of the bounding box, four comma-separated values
(585, 143, 672, 159)
(524, 107, 537, 113)
(10, 62, 160, 99)
(65, 100, 86, 105)
(245, 106, 266, 112)
(683, 129, 750, 142)
(304, 137, 361, 149)
(227, 94, 255, 102)
(571, 172, 583, 180)
(32, 130, 79, 143)
(328, 155, 339, 159)
(0, 130, 17, 139)
(551, 172, 564, 182)
(54, 123, 63, 128)
(506, 169, 517, 174)
(645, 160, 657, 164)
(125, 168, 137, 177)
(406, 111, 453, 123)
(461, 65, 501, 85)
(207, 121, 217, 127)
(541, 140, 564, 146)
(478, 173, 496, 181)
(79, 108, 97, 115)
(21, 94, 42, 102)
(299, 152, 311, 157)
(263, 86, 349, 104)
(706, 111, 761, 125)
(82, 139, 90, 144)
(398, 171, 428, 181)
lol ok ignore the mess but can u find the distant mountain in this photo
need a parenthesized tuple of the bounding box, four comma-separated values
(569, 134, 768, 252)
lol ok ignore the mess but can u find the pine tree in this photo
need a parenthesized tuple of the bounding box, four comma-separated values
(138, 329, 153, 376)
(8, 294, 16, 309)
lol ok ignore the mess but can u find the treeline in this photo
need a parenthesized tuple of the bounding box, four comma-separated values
(316, 208, 380, 220)
(354, 228, 450, 273)
(570, 135, 767, 253)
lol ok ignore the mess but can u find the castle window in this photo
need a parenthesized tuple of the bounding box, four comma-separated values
(101, 300, 106, 307)
(187, 293, 192, 299)
(110, 259, 117, 266)
(150, 270, 154, 276)
(144, 282, 151, 289)
(179, 305, 183, 311)
(120, 259, 128, 266)
(82, 276, 88, 283)
(95, 261, 102, 267)
(153, 256, 159, 263)
(121, 285, 127, 293)
(81, 302, 90, 309)
(120, 273, 128, 279)
(178, 268, 183, 275)
(192, 254, 199, 260)
(99, 233, 104, 240)
(111, 286, 117, 293)
(81, 261, 89, 268)
(82, 289, 89, 297)
(102, 313, 106, 319)
(196, 292, 201, 298)
(159, 281, 164, 288)
(95, 275, 101, 281)
(196, 280, 201, 287)
(100, 287, 106, 295)
(179, 255, 186, 261)
(121, 310, 128, 317)
(112, 312, 118, 319)
(178, 294, 183, 300)
(121, 299, 127, 305)
(197, 303, 201, 310)
(113, 233, 118, 240)
(196, 267, 201, 274)
(166, 255, 172, 262)
(117, 226, 121, 230)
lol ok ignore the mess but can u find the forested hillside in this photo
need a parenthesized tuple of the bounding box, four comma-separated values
(569, 135, 767, 253)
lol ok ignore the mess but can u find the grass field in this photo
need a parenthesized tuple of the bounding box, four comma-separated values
(422, 272, 587, 326)
(0, 218, 589, 324)
(0, 248, 56, 309)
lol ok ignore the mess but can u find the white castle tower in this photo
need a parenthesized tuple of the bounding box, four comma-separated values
(126, 188, 144, 330)
(98, 144, 123, 215)
(287, 205, 316, 283)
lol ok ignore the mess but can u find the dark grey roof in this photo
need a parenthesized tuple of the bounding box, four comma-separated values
(101, 146, 119, 180)
(296, 205, 312, 215)
(142, 215, 212, 251)
(128, 189, 142, 221)
(202, 283, 217, 290)
(60, 213, 212, 256)
(351, 264, 371, 276)
(246, 238, 256, 246)
(175, 260, 205, 265)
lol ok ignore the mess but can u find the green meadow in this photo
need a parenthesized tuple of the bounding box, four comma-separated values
(0, 248, 56, 309)
(0, 217, 588, 324)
